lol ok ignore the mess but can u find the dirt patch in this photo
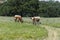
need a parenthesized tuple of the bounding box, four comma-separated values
(41, 25, 58, 40)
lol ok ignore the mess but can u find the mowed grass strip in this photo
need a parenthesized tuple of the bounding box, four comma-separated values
(0, 22, 48, 40)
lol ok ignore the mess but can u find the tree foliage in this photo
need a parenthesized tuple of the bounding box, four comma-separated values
(0, 0, 39, 17)
(0, 0, 60, 17)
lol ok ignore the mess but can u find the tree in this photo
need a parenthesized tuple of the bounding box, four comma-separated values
(0, 0, 60, 17)
(0, 0, 39, 16)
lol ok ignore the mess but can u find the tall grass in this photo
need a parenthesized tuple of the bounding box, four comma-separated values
(41, 18, 60, 28)
(0, 17, 48, 40)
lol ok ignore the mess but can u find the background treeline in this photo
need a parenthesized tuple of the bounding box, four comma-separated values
(0, 0, 60, 17)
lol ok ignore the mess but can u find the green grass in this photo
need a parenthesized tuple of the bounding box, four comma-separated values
(41, 17, 60, 28)
(0, 16, 60, 40)
(0, 17, 48, 40)
(22, 17, 60, 28)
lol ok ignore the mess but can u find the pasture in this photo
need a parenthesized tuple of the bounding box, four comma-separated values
(0, 16, 60, 40)
(0, 17, 48, 40)
(23, 17, 60, 28)
(41, 17, 60, 28)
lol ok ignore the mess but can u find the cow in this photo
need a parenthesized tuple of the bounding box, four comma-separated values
(31, 16, 41, 25)
(14, 15, 23, 23)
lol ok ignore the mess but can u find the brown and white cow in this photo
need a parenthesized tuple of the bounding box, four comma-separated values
(14, 15, 23, 23)
(31, 16, 41, 25)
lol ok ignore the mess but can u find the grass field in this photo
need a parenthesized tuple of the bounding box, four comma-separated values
(23, 17, 60, 28)
(0, 17, 48, 40)
(0, 16, 60, 40)
(41, 17, 60, 28)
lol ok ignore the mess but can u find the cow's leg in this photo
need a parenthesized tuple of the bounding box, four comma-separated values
(33, 20, 35, 24)
(37, 19, 41, 25)
(39, 19, 41, 24)
(32, 19, 35, 25)
(14, 18, 17, 22)
(35, 19, 37, 25)
(17, 20, 19, 22)
(33, 21, 34, 24)
(37, 21, 39, 25)
(17, 18, 20, 22)
(33, 21, 36, 25)
(21, 18, 23, 23)
(19, 18, 23, 23)
(19, 18, 21, 23)
(21, 20, 23, 23)
(15, 18, 19, 22)
(32, 20, 36, 25)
